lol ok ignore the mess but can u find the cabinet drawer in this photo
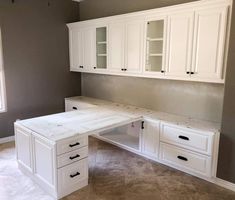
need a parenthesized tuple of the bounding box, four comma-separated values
(65, 100, 96, 112)
(57, 146, 88, 168)
(57, 136, 88, 155)
(159, 143, 212, 177)
(160, 123, 214, 155)
(58, 158, 88, 197)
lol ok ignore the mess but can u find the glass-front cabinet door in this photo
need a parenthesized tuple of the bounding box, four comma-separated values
(144, 17, 166, 74)
(96, 27, 107, 69)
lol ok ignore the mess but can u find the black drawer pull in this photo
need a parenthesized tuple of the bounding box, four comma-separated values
(72, 107, 78, 110)
(69, 142, 80, 148)
(70, 172, 80, 178)
(178, 135, 189, 141)
(69, 154, 80, 160)
(177, 156, 188, 161)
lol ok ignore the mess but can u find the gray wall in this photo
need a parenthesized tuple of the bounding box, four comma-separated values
(82, 74, 224, 122)
(217, 3, 235, 183)
(80, 0, 224, 123)
(79, 0, 235, 183)
(0, 0, 81, 138)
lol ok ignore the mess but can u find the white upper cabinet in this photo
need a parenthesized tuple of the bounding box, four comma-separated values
(108, 21, 125, 72)
(83, 28, 95, 71)
(166, 12, 194, 77)
(125, 19, 144, 73)
(144, 16, 167, 75)
(191, 6, 228, 82)
(95, 26, 108, 70)
(67, 0, 231, 83)
(69, 27, 94, 71)
(69, 28, 83, 71)
(108, 18, 144, 73)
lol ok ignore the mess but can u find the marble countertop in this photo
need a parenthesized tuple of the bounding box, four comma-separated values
(16, 96, 220, 142)
(66, 96, 221, 133)
(16, 106, 142, 141)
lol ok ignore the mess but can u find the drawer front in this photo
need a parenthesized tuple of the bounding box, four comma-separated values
(160, 143, 212, 177)
(65, 100, 96, 112)
(58, 158, 88, 196)
(160, 123, 214, 155)
(57, 146, 88, 168)
(57, 136, 88, 155)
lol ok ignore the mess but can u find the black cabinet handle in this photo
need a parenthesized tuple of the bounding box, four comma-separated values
(79, 66, 83, 68)
(69, 142, 80, 148)
(186, 71, 190, 74)
(191, 72, 195, 75)
(177, 156, 188, 161)
(178, 135, 189, 141)
(94, 67, 96, 69)
(72, 107, 78, 110)
(69, 154, 80, 160)
(121, 69, 124, 71)
(124, 69, 127, 71)
(70, 172, 80, 178)
(161, 70, 165, 73)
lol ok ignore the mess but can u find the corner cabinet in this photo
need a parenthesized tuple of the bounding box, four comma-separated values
(67, 0, 232, 83)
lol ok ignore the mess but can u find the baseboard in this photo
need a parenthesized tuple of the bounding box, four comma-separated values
(215, 178, 235, 192)
(0, 136, 15, 144)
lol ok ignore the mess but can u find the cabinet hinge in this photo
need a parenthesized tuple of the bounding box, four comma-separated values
(141, 121, 144, 129)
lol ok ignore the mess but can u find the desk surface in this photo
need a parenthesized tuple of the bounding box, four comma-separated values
(16, 96, 220, 142)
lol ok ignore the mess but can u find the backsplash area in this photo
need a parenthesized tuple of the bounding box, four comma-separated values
(82, 73, 224, 123)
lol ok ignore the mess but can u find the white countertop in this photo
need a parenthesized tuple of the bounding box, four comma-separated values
(66, 96, 221, 133)
(16, 96, 220, 142)
(16, 106, 142, 141)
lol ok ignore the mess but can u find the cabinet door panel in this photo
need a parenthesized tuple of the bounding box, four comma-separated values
(83, 28, 95, 70)
(192, 6, 228, 80)
(108, 22, 125, 72)
(125, 20, 143, 73)
(16, 127, 33, 172)
(34, 137, 55, 188)
(69, 29, 83, 70)
(166, 12, 194, 77)
(142, 120, 160, 159)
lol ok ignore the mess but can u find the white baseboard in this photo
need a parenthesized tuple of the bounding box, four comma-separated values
(0, 136, 15, 144)
(215, 178, 235, 192)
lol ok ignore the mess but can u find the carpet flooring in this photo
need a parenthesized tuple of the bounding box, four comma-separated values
(0, 137, 235, 200)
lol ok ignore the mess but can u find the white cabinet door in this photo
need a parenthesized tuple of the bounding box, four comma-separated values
(142, 119, 160, 159)
(108, 21, 125, 72)
(125, 19, 144, 73)
(166, 12, 194, 77)
(15, 126, 33, 173)
(83, 28, 95, 71)
(33, 136, 56, 190)
(69, 28, 84, 71)
(191, 6, 228, 81)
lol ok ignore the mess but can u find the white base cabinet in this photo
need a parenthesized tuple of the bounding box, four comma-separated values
(15, 123, 89, 199)
(64, 98, 219, 182)
(141, 119, 160, 159)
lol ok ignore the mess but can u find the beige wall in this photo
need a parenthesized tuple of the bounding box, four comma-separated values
(82, 74, 224, 122)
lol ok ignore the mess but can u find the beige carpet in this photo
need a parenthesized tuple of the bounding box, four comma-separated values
(1, 137, 235, 200)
